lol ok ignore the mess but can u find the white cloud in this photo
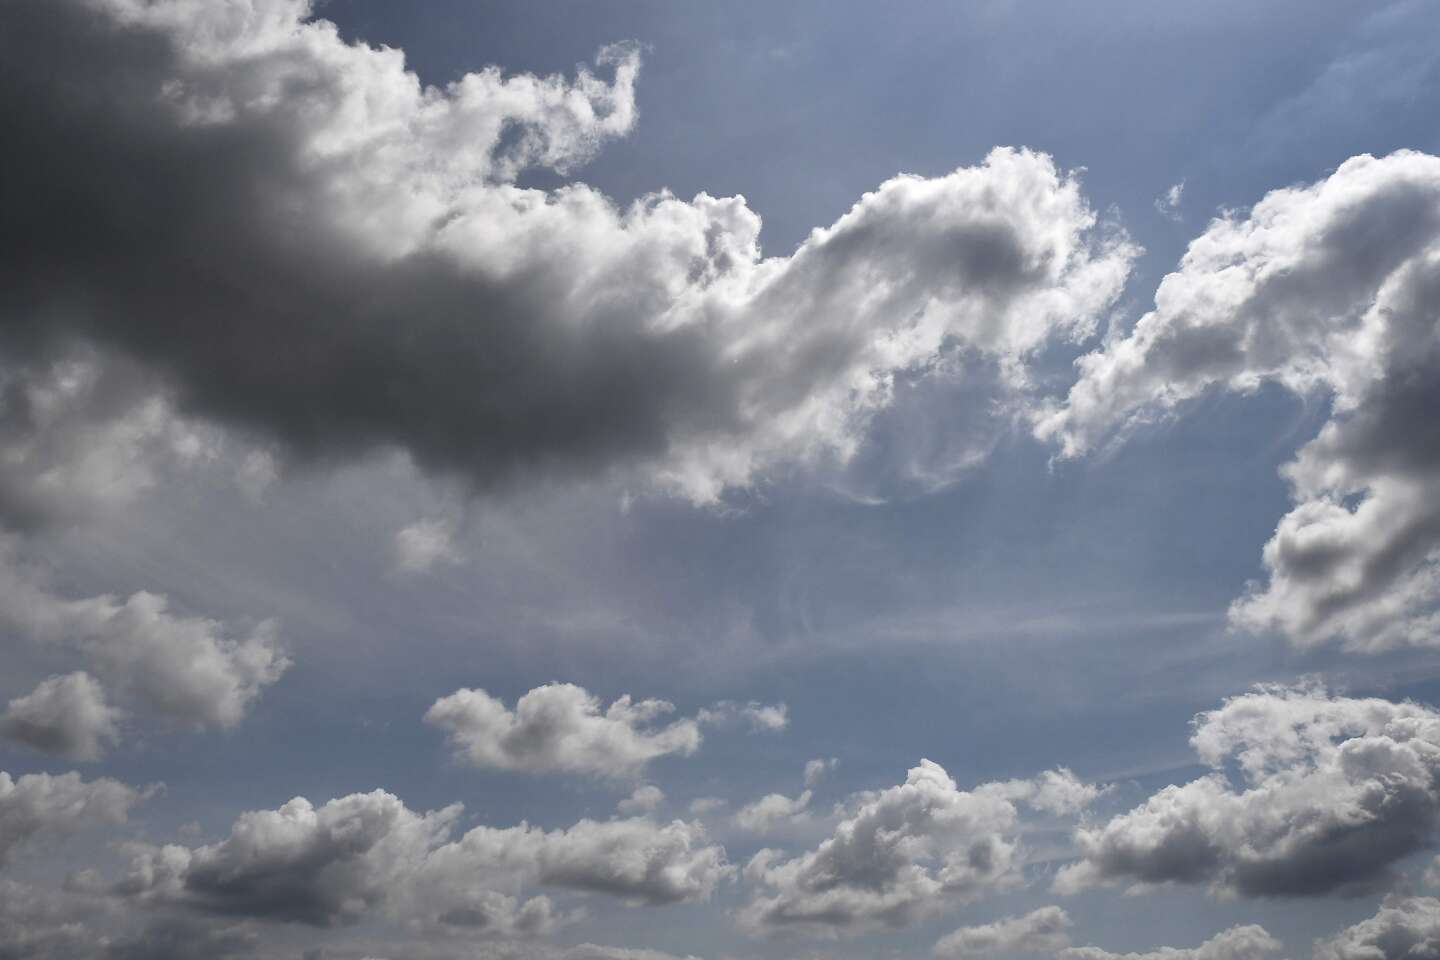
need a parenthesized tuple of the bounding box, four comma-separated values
(394, 518, 464, 574)
(0, 547, 289, 732)
(118, 787, 732, 929)
(617, 785, 665, 815)
(696, 700, 789, 733)
(733, 790, 812, 834)
(1037, 150, 1440, 651)
(1315, 897, 1440, 960)
(1154, 180, 1185, 221)
(425, 684, 702, 777)
(738, 760, 1033, 936)
(1, 0, 1136, 504)
(1055, 683, 1440, 898)
(0, 672, 121, 761)
(0, 770, 149, 865)
(934, 906, 1073, 958)
(803, 758, 838, 788)
(1060, 925, 1281, 960)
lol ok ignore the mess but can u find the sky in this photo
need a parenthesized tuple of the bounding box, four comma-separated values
(4, 1, 1440, 958)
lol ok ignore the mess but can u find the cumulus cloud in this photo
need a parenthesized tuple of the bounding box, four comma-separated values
(1060, 925, 1282, 960)
(1037, 150, 1440, 651)
(0, 672, 121, 761)
(1055, 683, 1440, 898)
(617, 785, 665, 815)
(992, 768, 1104, 816)
(1314, 897, 1440, 960)
(1154, 181, 1185, 222)
(934, 906, 1073, 958)
(0, 770, 148, 865)
(0, 547, 288, 732)
(0, 0, 1133, 506)
(738, 760, 1041, 936)
(425, 684, 702, 777)
(117, 786, 731, 931)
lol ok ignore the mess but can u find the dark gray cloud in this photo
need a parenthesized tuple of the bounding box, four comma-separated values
(0, 0, 1132, 507)
(1056, 684, 1440, 898)
(1037, 150, 1440, 651)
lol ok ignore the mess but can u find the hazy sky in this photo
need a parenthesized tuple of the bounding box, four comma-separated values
(4, 2, 1440, 959)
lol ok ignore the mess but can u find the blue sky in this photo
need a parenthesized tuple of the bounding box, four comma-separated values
(4, 2, 1440, 959)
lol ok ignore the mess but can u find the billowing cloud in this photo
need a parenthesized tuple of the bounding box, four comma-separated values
(992, 768, 1104, 816)
(1060, 925, 1282, 960)
(118, 786, 731, 931)
(1037, 150, 1440, 651)
(0, 770, 148, 865)
(1314, 897, 1440, 960)
(0, 0, 1134, 506)
(0, 546, 288, 732)
(425, 684, 702, 777)
(738, 760, 1044, 936)
(0, 672, 121, 761)
(1056, 684, 1440, 898)
(934, 906, 1073, 958)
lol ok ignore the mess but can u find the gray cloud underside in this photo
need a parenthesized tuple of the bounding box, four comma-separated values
(0, 0, 1131, 508)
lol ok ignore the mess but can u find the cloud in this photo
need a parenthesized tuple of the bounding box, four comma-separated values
(0, 545, 289, 732)
(1036, 150, 1440, 651)
(934, 906, 1073, 958)
(0, 672, 121, 761)
(394, 518, 464, 574)
(734, 790, 812, 834)
(1055, 683, 1440, 898)
(117, 787, 731, 930)
(0, 0, 1134, 505)
(1314, 897, 1440, 960)
(696, 700, 789, 733)
(738, 760, 1035, 936)
(1154, 181, 1185, 222)
(0, 770, 148, 865)
(425, 684, 702, 777)
(992, 768, 1104, 816)
(1060, 925, 1282, 960)
(617, 785, 665, 815)
(803, 758, 838, 788)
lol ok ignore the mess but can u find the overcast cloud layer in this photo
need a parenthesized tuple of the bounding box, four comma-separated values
(4, 0, 1440, 958)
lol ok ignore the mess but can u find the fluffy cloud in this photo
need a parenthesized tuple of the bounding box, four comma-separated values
(0, 672, 121, 761)
(118, 787, 731, 931)
(1060, 925, 1282, 960)
(934, 906, 1073, 958)
(0, 547, 289, 733)
(617, 785, 665, 816)
(1055, 684, 1440, 898)
(425, 684, 702, 777)
(1314, 897, 1440, 960)
(738, 760, 1041, 936)
(0, 0, 1133, 506)
(0, 770, 148, 865)
(734, 790, 812, 834)
(1037, 150, 1440, 651)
